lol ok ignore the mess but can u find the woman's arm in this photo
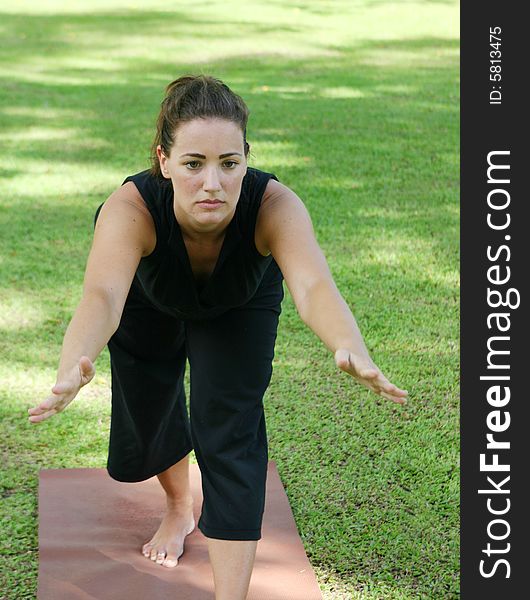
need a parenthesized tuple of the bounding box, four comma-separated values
(257, 179, 408, 404)
(28, 183, 155, 423)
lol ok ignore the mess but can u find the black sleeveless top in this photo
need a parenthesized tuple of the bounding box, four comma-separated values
(111, 167, 280, 321)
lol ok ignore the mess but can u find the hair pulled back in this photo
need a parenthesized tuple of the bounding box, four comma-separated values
(150, 74, 250, 178)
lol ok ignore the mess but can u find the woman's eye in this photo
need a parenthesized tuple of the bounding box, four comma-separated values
(184, 160, 238, 169)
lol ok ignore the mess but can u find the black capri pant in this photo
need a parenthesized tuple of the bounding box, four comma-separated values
(105, 267, 284, 542)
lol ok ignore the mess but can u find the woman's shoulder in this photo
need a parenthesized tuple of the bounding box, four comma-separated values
(254, 176, 311, 256)
(240, 167, 279, 207)
(94, 181, 157, 258)
(244, 165, 279, 183)
(122, 169, 172, 205)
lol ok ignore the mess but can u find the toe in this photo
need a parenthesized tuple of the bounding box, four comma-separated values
(156, 551, 166, 565)
(142, 543, 152, 557)
(163, 543, 184, 568)
(150, 549, 158, 561)
(163, 557, 178, 568)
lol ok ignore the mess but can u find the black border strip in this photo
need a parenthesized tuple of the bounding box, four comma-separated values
(461, 3, 527, 596)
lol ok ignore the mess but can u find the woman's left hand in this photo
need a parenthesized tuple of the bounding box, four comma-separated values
(334, 349, 408, 405)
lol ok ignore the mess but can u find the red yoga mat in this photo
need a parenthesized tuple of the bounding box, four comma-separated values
(37, 461, 323, 599)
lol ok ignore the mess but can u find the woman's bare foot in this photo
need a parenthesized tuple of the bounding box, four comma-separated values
(142, 497, 195, 568)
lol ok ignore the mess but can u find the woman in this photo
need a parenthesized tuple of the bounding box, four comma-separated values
(28, 75, 408, 600)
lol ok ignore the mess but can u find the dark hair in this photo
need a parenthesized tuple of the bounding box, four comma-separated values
(149, 74, 250, 178)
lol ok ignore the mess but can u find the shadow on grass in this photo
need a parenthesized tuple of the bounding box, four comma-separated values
(1, 32, 458, 283)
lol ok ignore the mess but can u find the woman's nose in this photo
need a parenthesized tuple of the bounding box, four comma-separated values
(203, 166, 222, 192)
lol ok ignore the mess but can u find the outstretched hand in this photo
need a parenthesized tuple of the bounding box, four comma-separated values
(28, 356, 96, 423)
(334, 349, 408, 405)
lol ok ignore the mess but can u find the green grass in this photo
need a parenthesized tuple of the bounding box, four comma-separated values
(0, 1, 459, 598)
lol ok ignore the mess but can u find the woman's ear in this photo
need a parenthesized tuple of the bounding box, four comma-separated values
(157, 145, 170, 178)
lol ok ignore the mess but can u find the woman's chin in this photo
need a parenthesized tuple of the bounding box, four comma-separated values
(194, 206, 234, 226)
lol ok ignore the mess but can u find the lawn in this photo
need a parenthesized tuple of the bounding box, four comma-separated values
(0, 1, 459, 598)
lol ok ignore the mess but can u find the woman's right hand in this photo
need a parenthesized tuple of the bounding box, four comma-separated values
(28, 356, 96, 424)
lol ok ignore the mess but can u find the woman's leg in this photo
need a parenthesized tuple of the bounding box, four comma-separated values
(207, 539, 258, 600)
(186, 305, 280, 541)
(105, 284, 195, 567)
(142, 452, 195, 567)
(106, 287, 192, 483)
(186, 297, 282, 597)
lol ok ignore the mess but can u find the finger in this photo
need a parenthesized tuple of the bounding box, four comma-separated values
(381, 384, 408, 398)
(375, 389, 408, 400)
(358, 373, 388, 392)
(378, 379, 408, 395)
(28, 400, 57, 415)
(392, 396, 407, 405)
(366, 373, 407, 397)
(29, 409, 57, 423)
(358, 367, 379, 379)
(380, 391, 407, 404)
(380, 381, 398, 393)
(392, 387, 409, 397)
(362, 378, 405, 399)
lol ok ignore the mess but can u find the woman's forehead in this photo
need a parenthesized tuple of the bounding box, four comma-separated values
(174, 117, 244, 144)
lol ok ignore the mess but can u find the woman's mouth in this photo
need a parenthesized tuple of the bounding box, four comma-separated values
(197, 199, 224, 208)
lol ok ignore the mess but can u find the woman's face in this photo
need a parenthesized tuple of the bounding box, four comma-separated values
(157, 117, 247, 236)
